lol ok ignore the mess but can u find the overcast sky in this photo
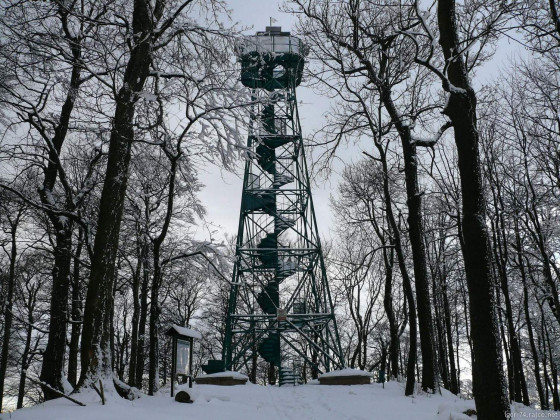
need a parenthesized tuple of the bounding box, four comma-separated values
(194, 0, 525, 243)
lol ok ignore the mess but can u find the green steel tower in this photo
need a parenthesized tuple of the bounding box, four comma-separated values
(202, 26, 343, 385)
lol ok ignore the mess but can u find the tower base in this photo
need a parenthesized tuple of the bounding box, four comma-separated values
(195, 371, 248, 386)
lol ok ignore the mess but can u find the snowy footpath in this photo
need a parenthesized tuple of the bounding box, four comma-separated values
(1, 381, 546, 420)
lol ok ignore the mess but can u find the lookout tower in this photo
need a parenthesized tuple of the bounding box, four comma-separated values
(202, 26, 343, 385)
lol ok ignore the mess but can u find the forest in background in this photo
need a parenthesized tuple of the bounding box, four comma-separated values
(0, 1, 558, 420)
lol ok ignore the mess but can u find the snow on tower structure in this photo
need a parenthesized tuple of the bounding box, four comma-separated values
(202, 26, 343, 385)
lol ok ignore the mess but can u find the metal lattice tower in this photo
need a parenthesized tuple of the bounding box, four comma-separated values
(202, 26, 343, 385)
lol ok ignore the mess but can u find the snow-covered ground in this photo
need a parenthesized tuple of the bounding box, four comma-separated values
(2, 381, 545, 420)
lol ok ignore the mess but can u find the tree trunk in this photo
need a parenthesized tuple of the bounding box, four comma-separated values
(375, 67, 438, 394)
(382, 246, 399, 379)
(516, 221, 545, 409)
(148, 153, 179, 395)
(397, 120, 437, 393)
(543, 319, 560, 410)
(441, 275, 459, 394)
(78, 0, 157, 388)
(490, 197, 529, 405)
(436, 0, 510, 417)
(499, 260, 528, 405)
(380, 343, 387, 380)
(17, 286, 37, 409)
(136, 257, 150, 389)
(268, 363, 277, 385)
(251, 336, 258, 384)
(37, 25, 82, 399)
(161, 339, 168, 386)
(0, 221, 18, 411)
(432, 274, 449, 390)
(311, 329, 319, 380)
(128, 240, 145, 388)
(148, 248, 162, 395)
(523, 280, 545, 409)
(40, 227, 73, 399)
(68, 229, 83, 388)
(496, 284, 513, 401)
(373, 141, 417, 395)
(17, 324, 32, 410)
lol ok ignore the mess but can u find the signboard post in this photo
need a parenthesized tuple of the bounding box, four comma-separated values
(165, 325, 201, 397)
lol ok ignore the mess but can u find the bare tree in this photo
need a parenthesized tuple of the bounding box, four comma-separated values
(0, 189, 28, 410)
(78, 0, 244, 393)
(0, 0, 107, 398)
(13, 252, 49, 409)
(331, 158, 409, 379)
(401, 0, 511, 416)
(291, 0, 449, 392)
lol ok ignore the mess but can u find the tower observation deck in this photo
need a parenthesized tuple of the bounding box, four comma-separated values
(202, 26, 344, 385)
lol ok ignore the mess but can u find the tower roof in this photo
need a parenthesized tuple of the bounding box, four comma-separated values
(256, 26, 291, 36)
(237, 26, 305, 57)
